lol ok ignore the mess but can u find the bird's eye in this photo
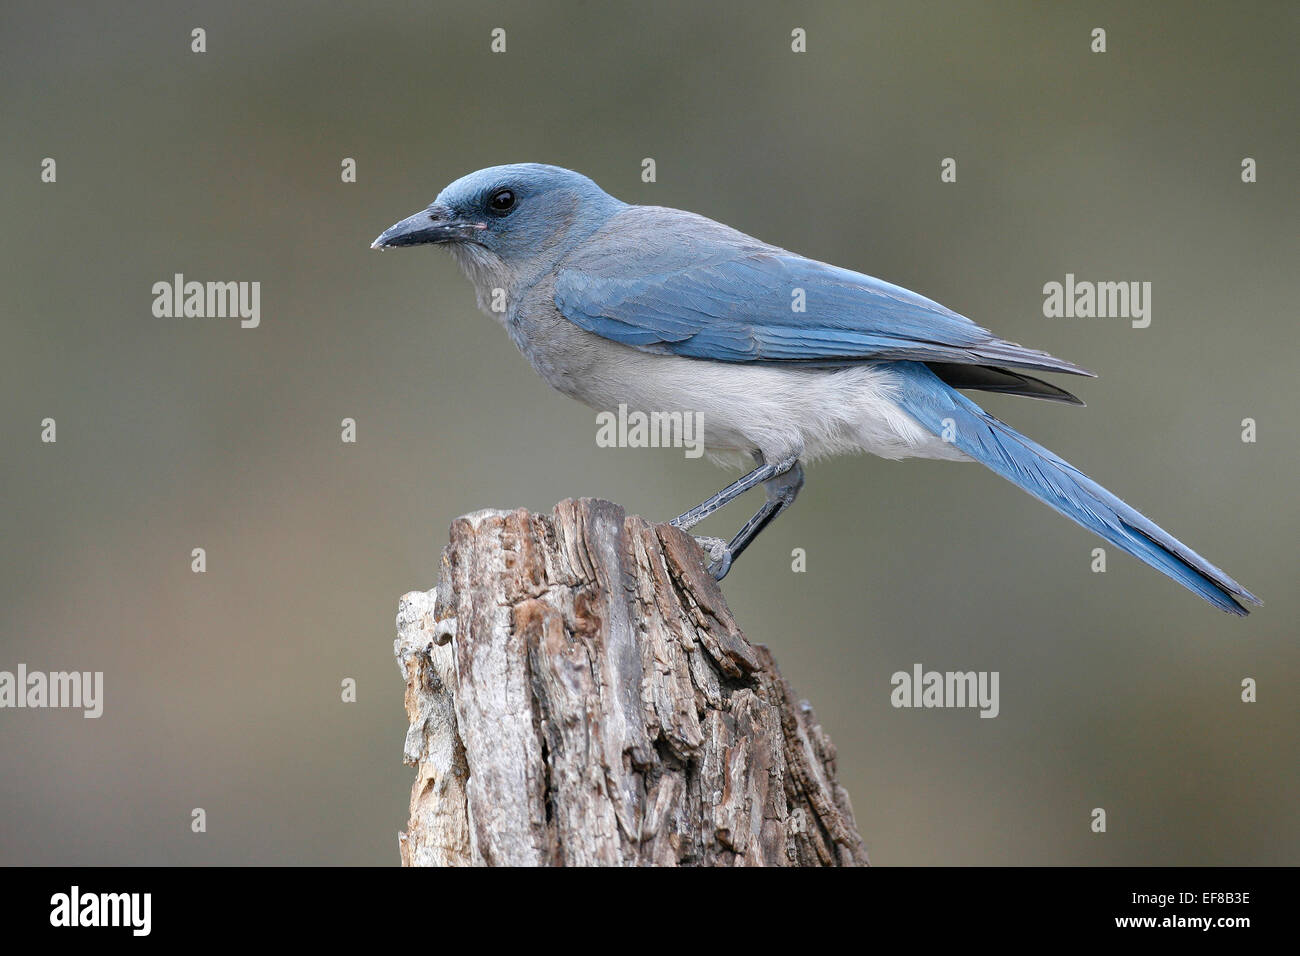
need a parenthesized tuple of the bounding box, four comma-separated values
(488, 189, 517, 214)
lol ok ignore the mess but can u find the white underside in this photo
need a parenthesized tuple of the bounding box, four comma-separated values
(572, 349, 971, 469)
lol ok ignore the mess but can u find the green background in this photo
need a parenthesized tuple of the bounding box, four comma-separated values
(2, 0, 1296, 864)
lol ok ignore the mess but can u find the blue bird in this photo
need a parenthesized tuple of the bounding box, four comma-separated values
(373, 164, 1259, 615)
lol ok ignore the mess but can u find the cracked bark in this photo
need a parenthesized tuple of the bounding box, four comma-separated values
(395, 498, 867, 867)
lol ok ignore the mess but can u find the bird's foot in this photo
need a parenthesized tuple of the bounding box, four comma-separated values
(691, 535, 733, 581)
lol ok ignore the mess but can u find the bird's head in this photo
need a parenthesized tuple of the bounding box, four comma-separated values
(371, 164, 623, 277)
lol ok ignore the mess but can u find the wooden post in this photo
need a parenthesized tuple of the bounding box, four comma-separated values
(395, 498, 867, 866)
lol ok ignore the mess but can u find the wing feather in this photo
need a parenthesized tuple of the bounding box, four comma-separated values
(554, 235, 1093, 377)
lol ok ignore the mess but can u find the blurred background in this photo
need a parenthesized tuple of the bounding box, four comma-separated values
(1, 0, 1296, 865)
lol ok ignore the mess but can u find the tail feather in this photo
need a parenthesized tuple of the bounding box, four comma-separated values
(892, 363, 1260, 615)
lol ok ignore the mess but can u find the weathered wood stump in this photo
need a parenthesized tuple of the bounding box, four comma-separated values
(394, 498, 866, 866)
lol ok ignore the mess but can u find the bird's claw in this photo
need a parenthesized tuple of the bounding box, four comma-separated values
(692, 535, 733, 581)
(708, 550, 733, 581)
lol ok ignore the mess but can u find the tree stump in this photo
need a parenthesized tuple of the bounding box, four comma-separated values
(394, 498, 867, 866)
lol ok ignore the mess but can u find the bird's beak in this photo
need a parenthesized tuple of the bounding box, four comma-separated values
(370, 203, 486, 249)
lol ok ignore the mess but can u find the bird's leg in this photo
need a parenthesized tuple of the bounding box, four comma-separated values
(669, 453, 800, 531)
(713, 461, 805, 578)
(670, 453, 803, 580)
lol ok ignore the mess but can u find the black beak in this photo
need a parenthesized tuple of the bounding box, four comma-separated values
(371, 203, 485, 249)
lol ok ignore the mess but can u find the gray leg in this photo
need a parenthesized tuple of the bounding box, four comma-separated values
(669, 453, 800, 531)
(671, 453, 805, 580)
(719, 461, 805, 575)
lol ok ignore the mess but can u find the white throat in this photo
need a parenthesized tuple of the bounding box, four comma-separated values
(447, 242, 514, 321)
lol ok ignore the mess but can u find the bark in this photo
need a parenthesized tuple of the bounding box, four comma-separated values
(395, 497, 867, 866)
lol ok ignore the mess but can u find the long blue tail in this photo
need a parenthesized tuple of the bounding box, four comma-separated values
(891, 363, 1260, 615)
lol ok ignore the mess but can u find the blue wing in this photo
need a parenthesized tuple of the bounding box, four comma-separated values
(554, 241, 1093, 377)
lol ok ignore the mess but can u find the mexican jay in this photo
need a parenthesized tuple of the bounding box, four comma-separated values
(373, 163, 1258, 615)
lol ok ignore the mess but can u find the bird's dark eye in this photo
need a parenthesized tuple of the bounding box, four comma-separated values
(488, 189, 517, 214)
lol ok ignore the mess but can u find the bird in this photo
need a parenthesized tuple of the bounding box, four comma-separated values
(372, 163, 1259, 615)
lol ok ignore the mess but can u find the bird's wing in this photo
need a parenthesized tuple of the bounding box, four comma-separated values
(554, 235, 1092, 377)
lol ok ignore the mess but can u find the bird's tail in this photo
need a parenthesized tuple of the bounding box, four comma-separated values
(891, 363, 1260, 615)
